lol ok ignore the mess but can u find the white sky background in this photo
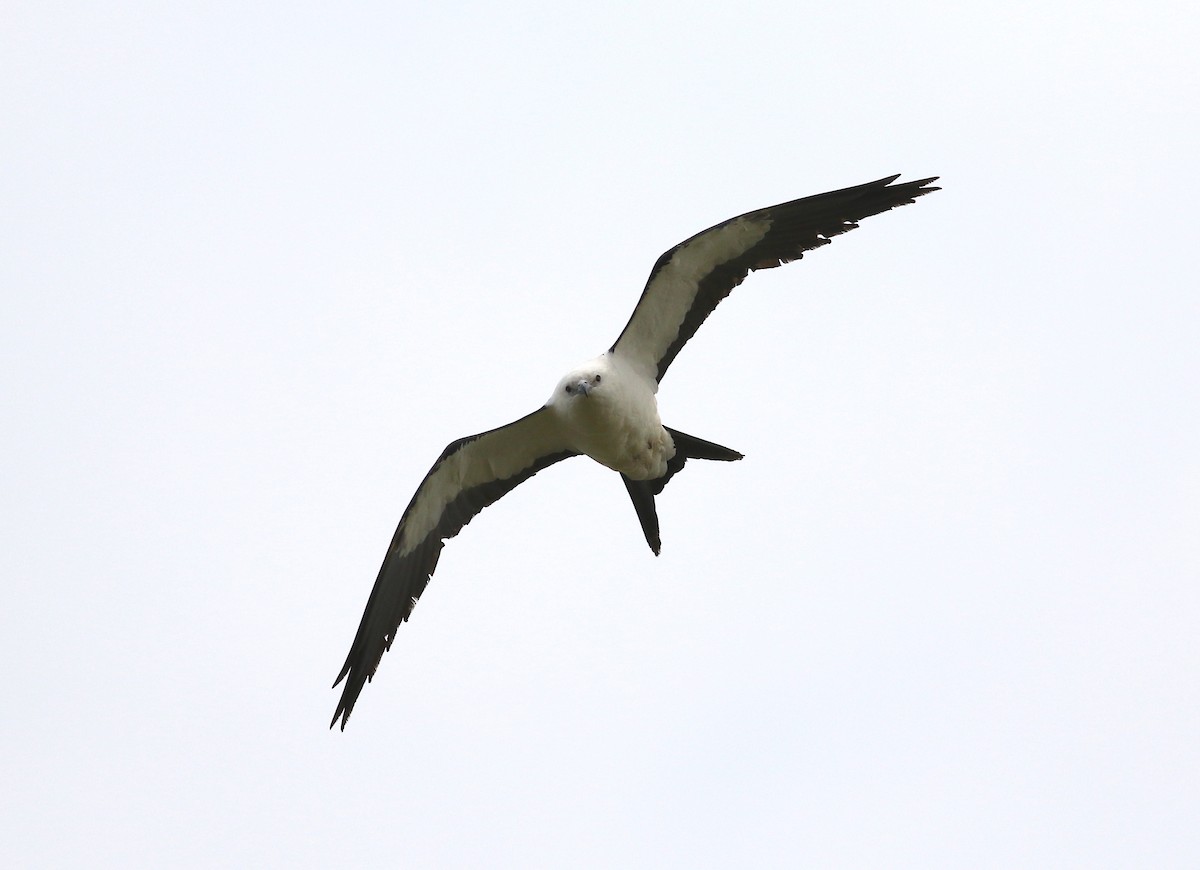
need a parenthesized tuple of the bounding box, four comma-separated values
(3, 1, 1197, 866)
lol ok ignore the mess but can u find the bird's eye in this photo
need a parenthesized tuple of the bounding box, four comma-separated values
(564, 385, 573, 394)
(594, 375, 601, 383)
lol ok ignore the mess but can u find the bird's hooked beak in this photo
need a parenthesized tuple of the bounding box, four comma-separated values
(574, 378, 591, 397)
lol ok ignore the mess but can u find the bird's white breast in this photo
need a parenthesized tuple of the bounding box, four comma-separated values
(551, 353, 675, 480)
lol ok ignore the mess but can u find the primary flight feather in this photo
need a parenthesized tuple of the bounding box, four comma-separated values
(332, 173, 939, 729)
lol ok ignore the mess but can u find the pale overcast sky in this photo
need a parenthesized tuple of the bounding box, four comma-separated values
(3, 1, 1197, 867)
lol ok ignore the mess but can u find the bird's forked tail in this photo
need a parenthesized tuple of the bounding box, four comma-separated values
(621, 427, 742, 555)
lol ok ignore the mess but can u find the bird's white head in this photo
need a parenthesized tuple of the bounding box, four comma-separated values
(548, 354, 612, 408)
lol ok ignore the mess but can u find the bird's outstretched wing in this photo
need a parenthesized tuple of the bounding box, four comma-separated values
(610, 174, 940, 382)
(331, 407, 577, 729)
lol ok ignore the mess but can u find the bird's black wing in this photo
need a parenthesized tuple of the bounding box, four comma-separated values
(331, 407, 577, 730)
(610, 174, 939, 382)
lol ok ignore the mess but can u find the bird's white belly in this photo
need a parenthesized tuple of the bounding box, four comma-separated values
(581, 411, 674, 480)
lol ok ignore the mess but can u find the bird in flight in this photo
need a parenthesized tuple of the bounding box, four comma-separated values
(331, 174, 939, 729)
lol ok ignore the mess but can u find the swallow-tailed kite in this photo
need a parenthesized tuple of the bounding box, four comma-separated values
(332, 174, 939, 729)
